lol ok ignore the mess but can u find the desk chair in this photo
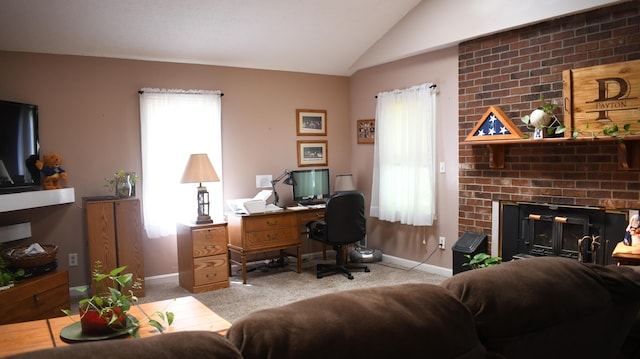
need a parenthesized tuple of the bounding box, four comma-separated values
(306, 191, 370, 279)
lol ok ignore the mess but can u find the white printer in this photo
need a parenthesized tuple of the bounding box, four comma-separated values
(227, 190, 282, 214)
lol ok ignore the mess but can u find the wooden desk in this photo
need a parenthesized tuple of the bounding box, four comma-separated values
(227, 207, 324, 284)
(0, 296, 230, 358)
(612, 241, 640, 265)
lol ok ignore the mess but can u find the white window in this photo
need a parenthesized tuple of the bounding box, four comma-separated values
(370, 83, 437, 226)
(139, 89, 223, 238)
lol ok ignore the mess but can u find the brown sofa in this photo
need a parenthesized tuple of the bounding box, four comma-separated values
(8, 257, 640, 359)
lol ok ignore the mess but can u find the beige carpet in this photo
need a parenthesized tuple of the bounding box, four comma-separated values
(136, 258, 447, 323)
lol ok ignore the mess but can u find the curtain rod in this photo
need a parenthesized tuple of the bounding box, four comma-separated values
(375, 83, 436, 98)
(138, 89, 224, 96)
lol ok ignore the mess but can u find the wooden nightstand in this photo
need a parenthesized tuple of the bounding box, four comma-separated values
(176, 222, 230, 293)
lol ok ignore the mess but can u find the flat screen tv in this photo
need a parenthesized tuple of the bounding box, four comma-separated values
(291, 169, 330, 204)
(0, 100, 40, 193)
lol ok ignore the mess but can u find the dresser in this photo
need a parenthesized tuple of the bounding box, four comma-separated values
(176, 222, 230, 293)
(227, 207, 324, 284)
(84, 197, 144, 296)
(0, 270, 70, 325)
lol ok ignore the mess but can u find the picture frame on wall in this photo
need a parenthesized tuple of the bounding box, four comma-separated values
(357, 119, 375, 144)
(297, 140, 328, 167)
(296, 109, 327, 136)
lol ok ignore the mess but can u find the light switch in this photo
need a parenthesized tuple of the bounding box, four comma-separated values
(439, 162, 445, 173)
(256, 175, 272, 188)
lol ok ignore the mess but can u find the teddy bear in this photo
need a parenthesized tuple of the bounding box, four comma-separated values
(35, 153, 68, 190)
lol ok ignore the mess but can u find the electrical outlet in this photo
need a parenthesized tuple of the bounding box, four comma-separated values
(438, 237, 445, 250)
(68, 253, 78, 266)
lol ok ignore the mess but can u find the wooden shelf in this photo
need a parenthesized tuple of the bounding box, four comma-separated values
(463, 136, 640, 170)
(0, 188, 75, 213)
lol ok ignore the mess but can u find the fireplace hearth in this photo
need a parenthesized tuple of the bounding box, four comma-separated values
(500, 202, 627, 265)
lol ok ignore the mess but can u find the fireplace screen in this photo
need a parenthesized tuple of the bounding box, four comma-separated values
(501, 202, 625, 265)
(527, 214, 589, 259)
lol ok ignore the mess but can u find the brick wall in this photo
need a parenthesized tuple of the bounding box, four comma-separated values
(458, 1, 640, 243)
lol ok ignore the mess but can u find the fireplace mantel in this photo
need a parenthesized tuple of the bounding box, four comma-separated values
(463, 137, 640, 170)
(0, 188, 75, 213)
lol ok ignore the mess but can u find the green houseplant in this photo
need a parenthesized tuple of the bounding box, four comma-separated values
(63, 261, 173, 337)
(463, 252, 502, 270)
(521, 97, 566, 137)
(0, 257, 24, 289)
(571, 120, 640, 141)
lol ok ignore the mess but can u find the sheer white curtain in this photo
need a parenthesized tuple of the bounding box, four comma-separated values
(139, 89, 223, 238)
(370, 83, 437, 226)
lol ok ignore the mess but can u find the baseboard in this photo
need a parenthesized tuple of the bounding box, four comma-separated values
(381, 254, 452, 278)
(146, 272, 178, 280)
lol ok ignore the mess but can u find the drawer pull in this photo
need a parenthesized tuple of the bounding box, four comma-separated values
(33, 293, 39, 303)
(267, 234, 278, 239)
(206, 273, 217, 278)
(266, 219, 279, 226)
(205, 245, 216, 249)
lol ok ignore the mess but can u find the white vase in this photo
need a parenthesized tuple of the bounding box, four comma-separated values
(528, 109, 551, 128)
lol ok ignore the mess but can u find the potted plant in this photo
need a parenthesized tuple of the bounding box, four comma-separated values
(62, 261, 173, 337)
(104, 170, 139, 198)
(521, 97, 566, 139)
(463, 252, 502, 270)
(0, 257, 24, 290)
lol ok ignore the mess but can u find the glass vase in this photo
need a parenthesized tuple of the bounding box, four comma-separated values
(115, 173, 133, 198)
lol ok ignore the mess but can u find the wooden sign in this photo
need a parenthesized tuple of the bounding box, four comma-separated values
(563, 60, 640, 138)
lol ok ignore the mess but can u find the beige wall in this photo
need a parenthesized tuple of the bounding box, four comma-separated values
(349, 47, 459, 269)
(0, 51, 351, 286)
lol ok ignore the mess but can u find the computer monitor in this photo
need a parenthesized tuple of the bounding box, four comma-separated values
(291, 169, 330, 203)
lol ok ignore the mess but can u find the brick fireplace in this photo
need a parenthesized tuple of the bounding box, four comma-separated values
(458, 1, 640, 256)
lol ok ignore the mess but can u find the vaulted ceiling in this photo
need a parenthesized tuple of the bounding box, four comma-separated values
(0, 0, 623, 76)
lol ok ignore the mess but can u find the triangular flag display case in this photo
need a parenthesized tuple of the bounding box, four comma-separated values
(465, 105, 523, 142)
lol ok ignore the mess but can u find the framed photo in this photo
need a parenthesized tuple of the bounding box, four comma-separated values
(357, 119, 375, 144)
(296, 109, 327, 136)
(297, 140, 328, 167)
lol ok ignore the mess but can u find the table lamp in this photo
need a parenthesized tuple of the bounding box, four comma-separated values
(334, 174, 356, 193)
(181, 154, 219, 224)
(271, 170, 295, 206)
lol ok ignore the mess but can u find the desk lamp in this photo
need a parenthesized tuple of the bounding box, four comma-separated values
(271, 170, 295, 206)
(334, 174, 356, 193)
(181, 154, 219, 224)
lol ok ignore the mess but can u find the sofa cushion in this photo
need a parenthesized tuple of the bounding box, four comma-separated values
(442, 256, 640, 359)
(5, 331, 243, 359)
(227, 283, 500, 359)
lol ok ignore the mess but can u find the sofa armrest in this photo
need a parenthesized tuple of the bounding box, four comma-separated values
(442, 256, 640, 358)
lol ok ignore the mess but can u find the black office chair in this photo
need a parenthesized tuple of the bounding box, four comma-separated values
(306, 191, 371, 279)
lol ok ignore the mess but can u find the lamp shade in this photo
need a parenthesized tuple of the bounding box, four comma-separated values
(181, 154, 219, 183)
(334, 174, 356, 192)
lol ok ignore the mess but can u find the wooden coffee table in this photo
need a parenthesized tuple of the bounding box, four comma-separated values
(0, 296, 230, 358)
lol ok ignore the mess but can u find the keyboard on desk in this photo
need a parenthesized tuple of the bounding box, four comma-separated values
(299, 199, 327, 206)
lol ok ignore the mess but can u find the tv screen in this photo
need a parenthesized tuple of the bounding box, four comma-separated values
(291, 169, 330, 203)
(0, 100, 40, 193)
